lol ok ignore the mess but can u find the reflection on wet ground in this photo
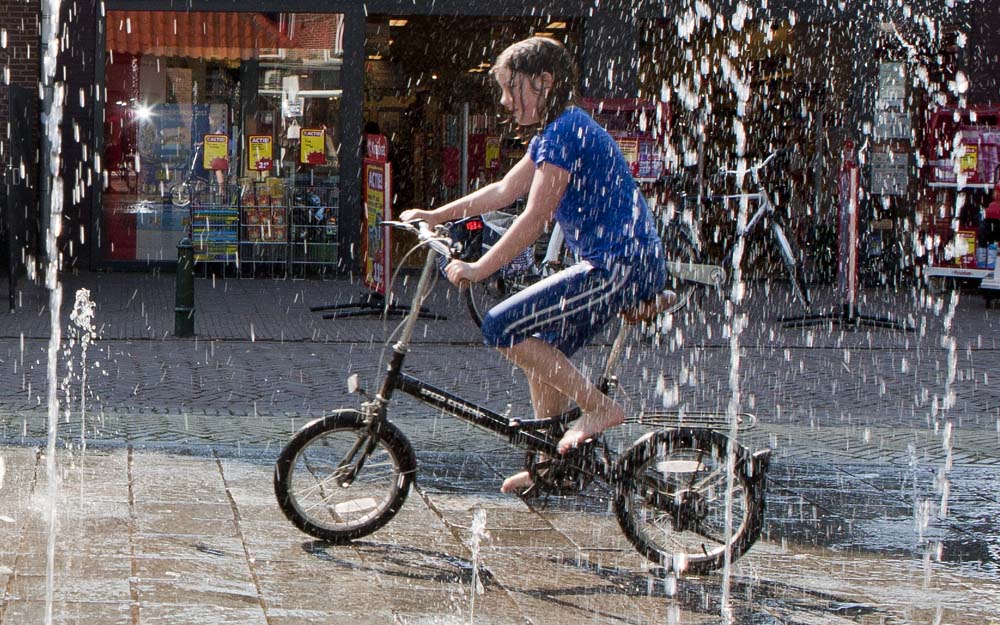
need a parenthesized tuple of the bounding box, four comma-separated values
(2, 438, 999, 623)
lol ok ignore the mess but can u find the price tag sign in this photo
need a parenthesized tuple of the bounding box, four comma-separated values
(300, 128, 326, 165)
(248, 135, 273, 171)
(203, 134, 229, 170)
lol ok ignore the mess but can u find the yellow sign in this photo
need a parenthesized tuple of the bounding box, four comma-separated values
(485, 136, 500, 170)
(203, 134, 229, 170)
(617, 137, 639, 170)
(300, 128, 326, 165)
(248, 135, 273, 171)
(958, 144, 979, 174)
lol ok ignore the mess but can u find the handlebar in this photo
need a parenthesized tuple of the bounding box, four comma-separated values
(719, 148, 788, 178)
(380, 220, 455, 258)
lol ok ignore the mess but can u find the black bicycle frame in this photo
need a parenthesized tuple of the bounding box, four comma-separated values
(372, 344, 582, 458)
(363, 222, 627, 462)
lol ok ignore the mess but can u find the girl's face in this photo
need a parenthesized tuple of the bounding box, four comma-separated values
(494, 67, 548, 126)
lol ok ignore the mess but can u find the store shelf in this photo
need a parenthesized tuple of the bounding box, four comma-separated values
(926, 182, 994, 190)
(240, 205, 289, 270)
(925, 266, 993, 279)
(289, 185, 339, 272)
(183, 180, 340, 274)
(191, 188, 240, 264)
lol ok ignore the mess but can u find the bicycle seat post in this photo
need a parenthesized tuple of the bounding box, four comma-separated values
(599, 322, 631, 392)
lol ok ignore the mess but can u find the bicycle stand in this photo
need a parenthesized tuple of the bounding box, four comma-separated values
(780, 303, 913, 331)
(311, 292, 446, 320)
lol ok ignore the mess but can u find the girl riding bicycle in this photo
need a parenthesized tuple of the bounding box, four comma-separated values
(400, 37, 668, 494)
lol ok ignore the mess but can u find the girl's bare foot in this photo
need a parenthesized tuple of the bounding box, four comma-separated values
(500, 470, 534, 494)
(557, 409, 625, 454)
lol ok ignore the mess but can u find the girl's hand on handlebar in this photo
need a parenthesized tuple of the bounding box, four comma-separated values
(399, 208, 443, 226)
(444, 259, 487, 288)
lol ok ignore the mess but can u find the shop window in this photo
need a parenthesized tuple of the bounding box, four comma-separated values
(101, 10, 344, 272)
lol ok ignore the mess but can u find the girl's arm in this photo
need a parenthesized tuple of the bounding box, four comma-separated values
(449, 162, 569, 282)
(401, 152, 536, 224)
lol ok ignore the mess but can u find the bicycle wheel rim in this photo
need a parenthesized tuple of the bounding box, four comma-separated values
(281, 422, 410, 536)
(616, 430, 756, 573)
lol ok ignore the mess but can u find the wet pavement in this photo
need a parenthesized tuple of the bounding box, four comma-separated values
(0, 270, 999, 624)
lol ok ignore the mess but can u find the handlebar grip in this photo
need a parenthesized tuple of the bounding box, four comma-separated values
(381, 220, 454, 257)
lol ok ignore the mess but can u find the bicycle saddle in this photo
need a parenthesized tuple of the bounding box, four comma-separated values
(620, 290, 678, 324)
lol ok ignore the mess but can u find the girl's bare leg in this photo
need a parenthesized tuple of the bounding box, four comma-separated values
(500, 338, 625, 454)
(500, 376, 573, 493)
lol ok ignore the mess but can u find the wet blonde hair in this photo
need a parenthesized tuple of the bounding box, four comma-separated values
(490, 37, 578, 130)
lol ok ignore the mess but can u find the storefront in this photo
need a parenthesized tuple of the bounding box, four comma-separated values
(43, 1, 986, 280)
(88, 1, 645, 274)
(100, 10, 346, 272)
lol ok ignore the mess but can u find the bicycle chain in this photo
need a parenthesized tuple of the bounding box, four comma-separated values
(521, 436, 611, 500)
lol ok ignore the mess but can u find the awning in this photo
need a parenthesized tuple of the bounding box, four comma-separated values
(106, 11, 297, 61)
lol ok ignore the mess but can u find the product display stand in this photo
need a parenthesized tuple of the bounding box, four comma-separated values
(781, 302, 913, 330)
(311, 292, 445, 320)
(781, 155, 913, 331)
(311, 135, 445, 321)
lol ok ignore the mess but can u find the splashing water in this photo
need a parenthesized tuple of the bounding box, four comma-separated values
(41, 0, 65, 622)
(466, 507, 490, 624)
(62, 289, 99, 450)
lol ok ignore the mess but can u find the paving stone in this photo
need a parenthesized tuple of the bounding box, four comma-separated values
(2, 273, 1000, 623)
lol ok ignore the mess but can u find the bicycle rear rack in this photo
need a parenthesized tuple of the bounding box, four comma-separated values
(632, 410, 757, 431)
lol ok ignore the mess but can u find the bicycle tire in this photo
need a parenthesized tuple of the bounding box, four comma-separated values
(465, 232, 572, 326)
(465, 271, 536, 327)
(660, 220, 705, 315)
(770, 220, 811, 307)
(274, 409, 417, 542)
(613, 428, 764, 574)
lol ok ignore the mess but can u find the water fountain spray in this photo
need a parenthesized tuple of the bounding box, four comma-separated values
(40, 0, 65, 623)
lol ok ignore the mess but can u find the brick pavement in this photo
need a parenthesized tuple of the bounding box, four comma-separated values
(1, 271, 999, 623)
(0, 270, 998, 432)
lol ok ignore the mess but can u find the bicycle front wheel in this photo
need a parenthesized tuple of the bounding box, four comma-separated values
(466, 271, 540, 327)
(274, 409, 417, 542)
(770, 220, 811, 307)
(613, 428, 764, 574)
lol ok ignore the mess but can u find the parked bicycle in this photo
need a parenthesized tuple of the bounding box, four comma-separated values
(168, 142, 212, 209)
(680, 149, 812, 307)
(273, 219, 771, 574)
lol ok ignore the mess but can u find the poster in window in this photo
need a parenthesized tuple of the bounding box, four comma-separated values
(875, 62, 909, 139)
(203, 134, 229, 170)
(485, 136, 501, 171)
(616, 137, 640, 174)
(300, 129, 326, 165)
(248, 135, 273, 171)
(870, 151, 909, 196)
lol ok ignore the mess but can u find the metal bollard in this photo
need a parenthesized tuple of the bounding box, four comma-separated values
(174, 237, 195, 337)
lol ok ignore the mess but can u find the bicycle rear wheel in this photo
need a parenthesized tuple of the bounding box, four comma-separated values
(274, 409, 416, 542)
(466, 273, 529, 327)
(613, 428, 764, 574)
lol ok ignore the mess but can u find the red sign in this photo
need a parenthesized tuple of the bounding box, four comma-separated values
(366, 134, 388, 163)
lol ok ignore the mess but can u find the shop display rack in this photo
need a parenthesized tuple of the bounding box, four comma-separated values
(239, 178, 290, 274)
(288, 181, 340, 276)
(190, 183, 240, 269)
(184, 178, 340, 276)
